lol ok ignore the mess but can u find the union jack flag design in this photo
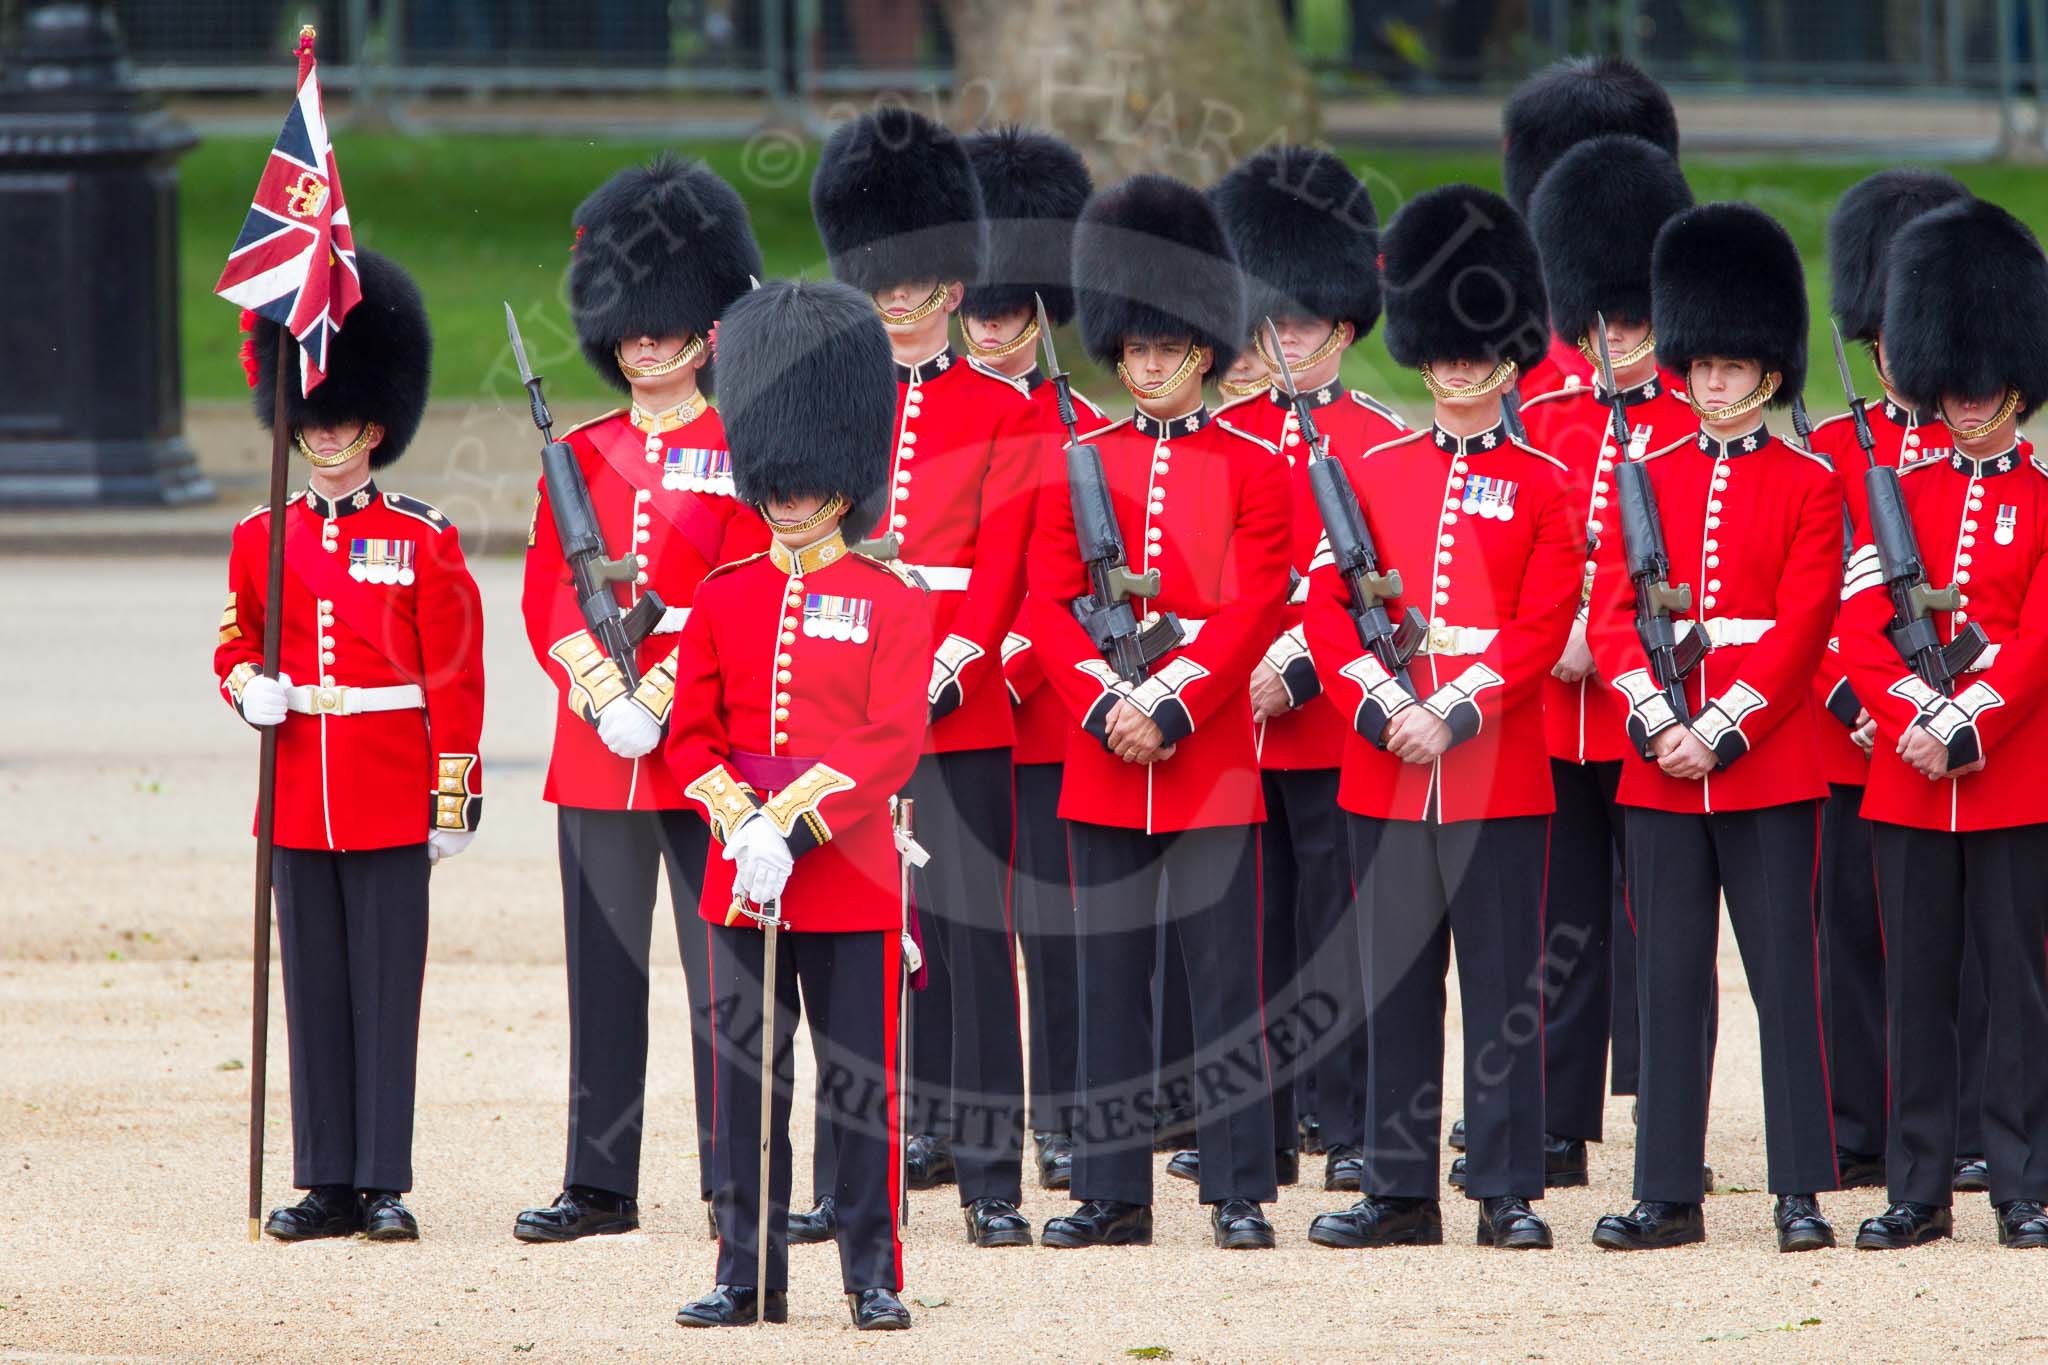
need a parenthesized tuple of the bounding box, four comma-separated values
(212, 30, 360, 396)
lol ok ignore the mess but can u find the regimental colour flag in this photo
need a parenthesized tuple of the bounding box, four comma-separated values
(212, 27, 360, 396)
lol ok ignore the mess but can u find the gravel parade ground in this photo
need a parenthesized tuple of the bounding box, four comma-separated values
(2, 554, 2038, 1362)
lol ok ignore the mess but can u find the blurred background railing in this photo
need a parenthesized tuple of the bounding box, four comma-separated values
(7, 0, 2045, 100)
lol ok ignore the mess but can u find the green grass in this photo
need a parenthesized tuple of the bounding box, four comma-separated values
(180, 133, 2048, 417)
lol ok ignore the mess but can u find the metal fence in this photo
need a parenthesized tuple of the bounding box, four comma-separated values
(6, 0, 2048, 97)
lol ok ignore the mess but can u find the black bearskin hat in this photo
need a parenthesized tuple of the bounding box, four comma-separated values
(569, 153, 763, 394)
(1210, 145, 1381, 339)
(251, 248, 431, 469)
(1380, 184, 1549, 372)
(1073, 174, 1246, 374)
(811, 108, 987, 297)
(961, 125, 1093, 326)
(1652, 203, 1806, 403)
(1829, 168, 1970, 345)
(716, 279, 896, 534)
(1502, 56, 1679, 214)
(1529, 135, 1693, 348)
(1884, 197, 2048, 422)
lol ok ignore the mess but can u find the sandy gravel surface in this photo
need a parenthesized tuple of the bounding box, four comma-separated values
(2, 555, 2041, 1362)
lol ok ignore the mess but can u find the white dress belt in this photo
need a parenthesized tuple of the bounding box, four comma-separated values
(1681, 616, 1775, 648)
(286, 683, 425, 716)
(651, 606, 692, 634)
(1417, 624, 1498, 656)
(904, 565, 972, 592)
(1968, 641, 2001, 672)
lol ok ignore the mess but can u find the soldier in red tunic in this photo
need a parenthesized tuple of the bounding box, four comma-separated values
(1807, 169, 1995, 1195)
(220, 251, 485, 1242)
(1587, 203, 1841, 1253)
(1299, 185, 1579, 1252)
(1514, 134, 1697, 1186)
(1208, 145, 1407, 1196)
(810, 108, 1039, 1244)
(514, 155, 767, 1244)
(1841, 198, 2048, 1251)
(1500, 55, 1680, 402)
(664, 279, 927, 1329)
(959, 125, 1101, 1195)
(1028, 174, 1291, 1252)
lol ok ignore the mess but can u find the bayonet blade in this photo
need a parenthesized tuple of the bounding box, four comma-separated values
(1263, 316, 1301, 399)
(504, 302, 535, 387)
(1034, 292, 1061, 376)
(1830, 320, 1859, 405)
(1592, 311, 1620, 395)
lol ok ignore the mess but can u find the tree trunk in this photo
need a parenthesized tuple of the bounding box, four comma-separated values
(938, 0, 1319, 183)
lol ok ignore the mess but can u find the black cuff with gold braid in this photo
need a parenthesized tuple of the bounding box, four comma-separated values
(630, 649, 679, 727)
(684, 765, 762, 844)
(549, 631, 628, 725)
(1824, 677, 1862, 729)
(433, 754, 482, 832)
(758, 763, 855, 858)
(1262, 627, 1320, 707)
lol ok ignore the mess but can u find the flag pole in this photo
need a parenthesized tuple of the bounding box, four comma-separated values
(246, 22, 317, 1243)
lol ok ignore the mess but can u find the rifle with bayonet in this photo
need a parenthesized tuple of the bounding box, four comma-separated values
(1597, 313, 1705, 726)
(505, 303, 666, 688)
(1264, 316, 1425, 692)
(1500, 386, 1529, 444)
(1830, 321, 1986, 709)
(1036, 293, 1183, 685)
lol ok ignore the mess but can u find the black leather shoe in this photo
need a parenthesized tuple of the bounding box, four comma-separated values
(1447, 1118, 1467, 1152)
(359, 1190, 418, 1241)
(1836, 1149, 1886, 1188)
(1325, 1145, 1364, 1192)
(1034, 1132, 1073, 1190)
(965, 1197, 1033, 1247)
(1591, 1201, 1706, 1250)
(848, 1287, 912, 1330)
(1775, 1195, 1834, 1253)
(1041, 1200, 1153, 1248)
(1954, 1157, 1991, 1192)
(1211, 1199, 1276, 1249)
(1165, 1149, 1200, 1182)
(1306, 1196, 1442, 1248)
(674, 1284, 788, 1327)
(1275, 1147, 1300, 1186)
(1299, 1112, 1326, 1154)
(1996, 1199, 2048, 1249)
(1703, 1164, 1716, 1194)
(788, 1195, 837, 1245)
(263, 1186, 362, 1241)
(514, 1186, 639, 1243)
(1477, 1196, 1553, 1250)
(1855, 1201, 1953, 1250)
(905, 1135, 956, 1189)
(1449, 1134, 1589, 1191)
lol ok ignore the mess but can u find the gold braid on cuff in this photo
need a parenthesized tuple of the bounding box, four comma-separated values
(1685, 372, 1778, 424)
(615, 333, 705, 380)
(1942, 387, 2022, 441)
(1420, 359, 1517, 403)
(960, 314, 1040, 360)
(1117, 344, 1205, 401)
(1578, 331, 1658, 370)
(875, 283, 951, 328)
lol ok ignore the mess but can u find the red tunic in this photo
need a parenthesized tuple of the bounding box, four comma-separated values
(665, 534, 932, 932)
(1217, 384, 1411, 771)
(1303, 422, 1580, 823)
(1805, 398, 1950, 785)
(860, 348, 1038, 754)
(521, 404, 769, 811)
(1519, 371, 1698, 763)
(998, 372, 1106, 767)
(1839, 445, 2048, 832)
(1024, 404, 1291, 832)
(1587, 425, 1842, 815)
(1518, 332, 1595, 404)
(216, 480, 486, 851)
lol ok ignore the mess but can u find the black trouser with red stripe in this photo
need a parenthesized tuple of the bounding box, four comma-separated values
(1871, 820, 2048, 1208)
(1014, 761, 1081, 1138)
(708, 924, 901, 1293)
(1624, 801, 1838, 1202)
(1818, 782, 1887, 1159)
(1261, 767, 1362, 1152)
(903, 747, 1025, 1205)
(554, 806, 713, 1201)
(1069, 821, 1277, 1206)
(1542, 758, 1626, 1142)
(1354, 812, 1549, 1202)
(273, 842, 430, 1192)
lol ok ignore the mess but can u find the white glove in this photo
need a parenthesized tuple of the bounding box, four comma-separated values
(428, 829, 475, 865)
(722, 813, 793, 906)
(595, 696, 662, 759)
(240, 672, 292, 727)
